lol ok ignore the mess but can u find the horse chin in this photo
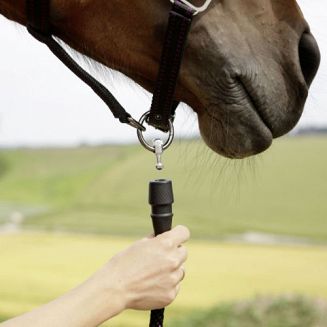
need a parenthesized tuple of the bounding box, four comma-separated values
(197, 108, 273, 159)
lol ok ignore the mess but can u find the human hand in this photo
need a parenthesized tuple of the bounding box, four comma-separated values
(92, 225, 190, 315)
(0, 226, 190, 327)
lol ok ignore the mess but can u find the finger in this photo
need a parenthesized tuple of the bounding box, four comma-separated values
(176, 246, 188, 265)
(144, 232, 155, 239)
(177, 266, 186, 282)
(159, 225, 190, 247)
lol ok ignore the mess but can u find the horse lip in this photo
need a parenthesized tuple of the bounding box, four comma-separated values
(236, 77, 274, 135)
(200, 103, 273, 158)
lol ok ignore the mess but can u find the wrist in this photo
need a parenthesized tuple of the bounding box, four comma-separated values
(85, 266, 128, 323)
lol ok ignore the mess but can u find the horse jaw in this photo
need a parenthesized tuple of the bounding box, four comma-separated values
(177, 0, 319, 159)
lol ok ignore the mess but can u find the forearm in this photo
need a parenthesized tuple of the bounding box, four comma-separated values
(0, 227, 190, 326)
(0, 275, 125, 327)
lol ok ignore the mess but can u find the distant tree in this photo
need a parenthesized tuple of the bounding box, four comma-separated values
(296, 126, 327, 135)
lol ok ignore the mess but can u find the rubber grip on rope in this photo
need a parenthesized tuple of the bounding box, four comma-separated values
(148, 179, 174, 327)
(149, 179, 174, 236)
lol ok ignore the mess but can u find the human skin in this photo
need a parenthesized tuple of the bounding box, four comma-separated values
(0, 225, 190, 327)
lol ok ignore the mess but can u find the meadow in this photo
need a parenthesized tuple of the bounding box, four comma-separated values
(0, 136, 327, 326)
(0, 137, 327, 241)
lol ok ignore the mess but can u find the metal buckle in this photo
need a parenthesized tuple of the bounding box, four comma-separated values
(127, 116, 146, 131)
(137, 111, 175, 152)
(170, 0, 213, 15)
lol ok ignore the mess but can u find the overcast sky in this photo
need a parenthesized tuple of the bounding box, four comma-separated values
(0, 0, 326, 147)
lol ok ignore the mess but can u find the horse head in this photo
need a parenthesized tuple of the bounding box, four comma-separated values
(51, 0, 321, 158)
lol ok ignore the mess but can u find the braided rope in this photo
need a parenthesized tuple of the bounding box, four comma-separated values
(150, 308, 165, 327)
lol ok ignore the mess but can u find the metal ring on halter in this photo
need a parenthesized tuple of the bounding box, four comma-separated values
(169, 0, 213, 15)
(137, 111, 175, 152)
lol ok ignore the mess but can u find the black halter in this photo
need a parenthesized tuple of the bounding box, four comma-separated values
(26, 0, 194, 133)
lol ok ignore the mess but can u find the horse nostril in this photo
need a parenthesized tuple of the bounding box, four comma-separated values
(298, 32, 321, 87)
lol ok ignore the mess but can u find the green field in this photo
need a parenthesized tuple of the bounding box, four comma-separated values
(0, 137, 327, 326)
(0, 137, 327, 241)
(1, 233, 327, 326)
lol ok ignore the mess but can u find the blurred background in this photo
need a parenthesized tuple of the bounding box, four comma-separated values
(0, 0, 326, 326)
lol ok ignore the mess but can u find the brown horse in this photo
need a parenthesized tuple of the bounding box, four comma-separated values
(0, 0, 321, 158)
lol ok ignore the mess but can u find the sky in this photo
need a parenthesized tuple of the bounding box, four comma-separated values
(0, 0, 326, 147)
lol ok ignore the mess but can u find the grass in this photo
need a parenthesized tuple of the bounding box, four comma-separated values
(171, 296, 327, 327)
(0, 233, 327, 326)
(0, 145, 135, 206)
(0, 136, 327, 241)
(0, 137, 327, 325)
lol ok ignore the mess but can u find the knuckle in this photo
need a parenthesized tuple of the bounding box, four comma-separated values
(161, 237, 173, 249)
(172, 273, 180, 285)
(180, 246, 188, 258)
(176, 225, 191, 239)
(168, 273, 178, 286)
(165, 290, 176, 304)
(168, 257, 180, 270)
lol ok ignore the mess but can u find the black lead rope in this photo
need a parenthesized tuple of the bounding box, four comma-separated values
(146, 4, 193, 326)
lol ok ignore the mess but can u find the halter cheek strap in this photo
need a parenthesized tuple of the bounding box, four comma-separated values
(149, 1, 194, 131)
(26, 0, 146, 130)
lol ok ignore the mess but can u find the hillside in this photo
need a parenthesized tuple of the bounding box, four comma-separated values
(0, 137, 327, 241)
